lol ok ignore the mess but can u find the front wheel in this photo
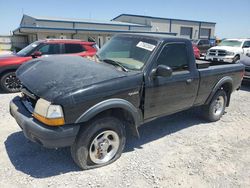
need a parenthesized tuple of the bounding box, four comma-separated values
(203, 90, 227, 122)
(232, 55, 240, 63)
(71, 116, 126, 170)
(0, 71, 22, 93)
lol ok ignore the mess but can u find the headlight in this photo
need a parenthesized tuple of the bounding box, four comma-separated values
(33, 98, 65, 126)
(226, 51, 234, 56)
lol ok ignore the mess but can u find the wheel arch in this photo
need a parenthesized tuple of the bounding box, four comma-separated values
(75, 98, 143, 137)
(0, 67, 19, 78)
(205, 76, 233, 107)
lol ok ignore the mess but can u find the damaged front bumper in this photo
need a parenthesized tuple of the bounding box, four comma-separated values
(9, 96, 80, 148)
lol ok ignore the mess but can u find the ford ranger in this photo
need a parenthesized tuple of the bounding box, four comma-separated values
(10, 34, 244, 170)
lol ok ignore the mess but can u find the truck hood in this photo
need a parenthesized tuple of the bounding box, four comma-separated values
(209, 46, 241, 52)
(16, 55, 128, 101)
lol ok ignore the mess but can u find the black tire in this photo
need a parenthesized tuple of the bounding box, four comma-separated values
(232, 55, 240, 63)
(0, 71, 21, 93)
(71, 116, 126, 170)
(203, 90, 227, 122)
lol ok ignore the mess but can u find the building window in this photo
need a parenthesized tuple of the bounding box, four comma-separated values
(180, 27, 193, 39)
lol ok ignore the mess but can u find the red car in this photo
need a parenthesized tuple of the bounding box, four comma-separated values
(0, 39, 97, 92)
(192, 44, 200, 59)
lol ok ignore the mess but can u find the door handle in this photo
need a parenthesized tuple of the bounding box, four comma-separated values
(186, 78, 193, 84)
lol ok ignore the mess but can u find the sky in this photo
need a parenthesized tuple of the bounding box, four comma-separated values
(0, 0, 249, 38)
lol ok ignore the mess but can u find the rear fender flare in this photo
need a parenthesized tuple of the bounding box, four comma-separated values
(205, 76, 233, 106)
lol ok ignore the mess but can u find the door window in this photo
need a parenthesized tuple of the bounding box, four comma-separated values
(157, 43, 189, 72)
(243, 41, 250, 48)
(38, 44, 60, 55)
(64, 44, 85, 53)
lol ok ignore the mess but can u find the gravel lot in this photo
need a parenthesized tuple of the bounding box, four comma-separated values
(0, 82, 250, 188)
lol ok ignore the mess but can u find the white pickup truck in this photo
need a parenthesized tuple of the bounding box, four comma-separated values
(206, 39, 250, 63)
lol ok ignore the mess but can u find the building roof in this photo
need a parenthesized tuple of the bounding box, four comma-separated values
(112, 14, 216, 25)
(28, 15, 149, 27)
(13, 26, 177, 36)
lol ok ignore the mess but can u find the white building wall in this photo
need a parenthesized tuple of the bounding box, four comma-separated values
(130, 26, 151, 31)
(36, 21, 73, 28)
(114, 15, 151, 26)
(37, 32, 72, 40)
(75, 23, 128, 30)
(150, 19, 170, 32)
(21, 15, 36, 27)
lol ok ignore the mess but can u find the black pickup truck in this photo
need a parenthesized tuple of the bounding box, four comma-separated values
(10, 34, 244, 170)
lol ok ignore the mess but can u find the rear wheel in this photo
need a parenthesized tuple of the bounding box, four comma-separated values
(203, 90, 227, 122)
(0, 71, 22, 93)
(71, 116, 126, 170)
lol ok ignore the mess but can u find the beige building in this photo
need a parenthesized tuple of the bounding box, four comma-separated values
(112, 14, 216, 40)
(12, 14, 216, 49)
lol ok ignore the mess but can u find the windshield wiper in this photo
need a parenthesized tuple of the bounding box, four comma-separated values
(101, 59, 128, 72)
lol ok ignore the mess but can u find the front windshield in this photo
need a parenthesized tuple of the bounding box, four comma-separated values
(17, 42, 40, 56)
(218, 40, 242, 47)
(97, 36, 158, 70)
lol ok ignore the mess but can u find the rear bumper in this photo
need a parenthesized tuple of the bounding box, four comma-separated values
(10, 96, 80, 148)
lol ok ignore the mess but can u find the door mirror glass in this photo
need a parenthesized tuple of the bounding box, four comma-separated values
(152, 65, 173, 78)
(31, 51, 42, 58)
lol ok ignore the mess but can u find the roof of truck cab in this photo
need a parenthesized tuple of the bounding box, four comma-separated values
(115, 33, 190, 42)
(36, 39, 95, 45)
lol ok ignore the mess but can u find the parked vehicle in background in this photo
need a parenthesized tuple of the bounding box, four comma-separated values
(206, 39, 250, 63)
(0, 39, 97, 92)
(239, 53, 250, 80)
(10, 33, 244, 170)
(192, 44, 200, 59)
(191, 39, 212, 56)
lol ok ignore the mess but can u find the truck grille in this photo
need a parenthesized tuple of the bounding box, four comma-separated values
(208, 50, 227, 56)
(20, 87, 38, 113)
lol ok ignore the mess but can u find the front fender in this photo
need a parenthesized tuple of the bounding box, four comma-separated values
(75, 98, 142, 128)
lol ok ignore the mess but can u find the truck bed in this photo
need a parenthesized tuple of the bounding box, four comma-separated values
(194, 60, 244, 106)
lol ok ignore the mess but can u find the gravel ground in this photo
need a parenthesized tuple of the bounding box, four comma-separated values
(0, 82, 250, 188)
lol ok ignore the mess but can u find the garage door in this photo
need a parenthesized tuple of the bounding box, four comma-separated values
(200, 28, 211, 39)
(180, 27, 193, 39)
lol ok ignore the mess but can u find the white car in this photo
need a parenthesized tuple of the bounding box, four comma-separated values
(206, 39, 250, 63)
(239, 53, 250, 80)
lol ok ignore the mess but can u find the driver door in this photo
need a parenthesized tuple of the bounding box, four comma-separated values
(144, 42, 199, 119)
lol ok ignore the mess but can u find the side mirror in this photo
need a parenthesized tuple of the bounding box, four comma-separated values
(151, 65, 173, 78)
(243, 46, 250, 48)
(31, 51, 42, 58)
